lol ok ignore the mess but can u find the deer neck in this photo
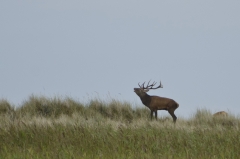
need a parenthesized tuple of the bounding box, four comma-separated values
(139, 93, 151, 106)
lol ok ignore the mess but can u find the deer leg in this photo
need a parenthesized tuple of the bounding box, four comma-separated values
(150, 110, 154, 120)
(155, 111, 157, 120)
(168, 109, 177, 123)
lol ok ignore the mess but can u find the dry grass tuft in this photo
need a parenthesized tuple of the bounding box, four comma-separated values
(0, 96, 239, 158)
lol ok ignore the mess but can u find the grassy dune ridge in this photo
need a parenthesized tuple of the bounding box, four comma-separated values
(0, 96, 240, 159)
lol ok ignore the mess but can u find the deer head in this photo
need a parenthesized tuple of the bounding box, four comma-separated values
(134, 80, 163, 97)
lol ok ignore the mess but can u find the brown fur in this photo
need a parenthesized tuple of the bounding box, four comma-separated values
(134, 88, 179, 123)
(213, 111, 228, 117)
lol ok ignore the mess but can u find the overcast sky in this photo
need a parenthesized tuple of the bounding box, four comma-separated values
(1, 1, 240, 118)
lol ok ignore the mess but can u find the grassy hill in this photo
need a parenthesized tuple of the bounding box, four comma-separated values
(0, 96, 239, 158)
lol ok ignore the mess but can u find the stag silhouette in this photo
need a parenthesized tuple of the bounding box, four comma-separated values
(134, 80, 179, 123)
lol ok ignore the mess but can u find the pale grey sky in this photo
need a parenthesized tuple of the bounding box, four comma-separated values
(1, 1, 240, 118)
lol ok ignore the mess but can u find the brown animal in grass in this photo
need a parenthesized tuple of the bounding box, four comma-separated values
(134, 80, 179, 123)
(213, 111, 228, 117)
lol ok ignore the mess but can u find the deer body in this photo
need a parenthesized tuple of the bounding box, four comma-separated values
(134, 80, 179, 123)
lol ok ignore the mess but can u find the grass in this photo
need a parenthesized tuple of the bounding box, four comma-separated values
(0, 96, 240, 158)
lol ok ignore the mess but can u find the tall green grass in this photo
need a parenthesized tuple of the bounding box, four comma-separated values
(0, 96, 239, 159)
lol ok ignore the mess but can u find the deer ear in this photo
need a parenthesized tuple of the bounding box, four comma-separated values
(143, 89, 149, 92)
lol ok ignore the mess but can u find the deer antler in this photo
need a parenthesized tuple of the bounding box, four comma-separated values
(138, 82, 145, 88)
(138, 80, 163, 90)
(148, 81, 163, 89)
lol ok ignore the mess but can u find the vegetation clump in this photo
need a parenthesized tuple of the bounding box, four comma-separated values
(0, 96, 239, 159)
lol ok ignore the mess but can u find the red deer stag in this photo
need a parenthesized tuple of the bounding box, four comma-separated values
(134, 80, 179, 123)
(213, 111, 228, 117)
